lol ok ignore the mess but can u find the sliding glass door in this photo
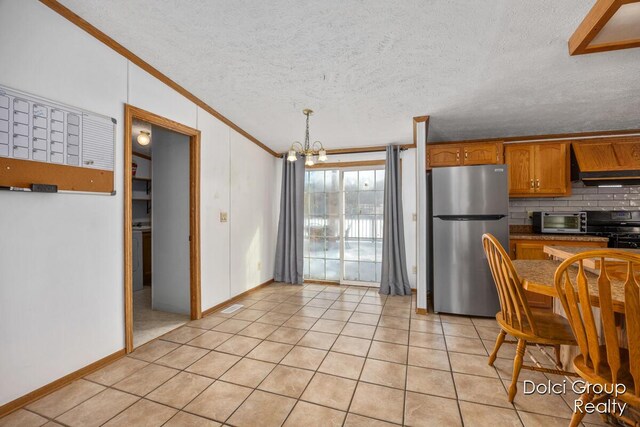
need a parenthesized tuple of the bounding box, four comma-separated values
(304, 168, 384, 286)
(304, 170, 341, 281)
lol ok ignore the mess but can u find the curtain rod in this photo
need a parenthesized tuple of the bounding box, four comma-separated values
(316, 143, 414, 156)
(279, 144, 413, 157)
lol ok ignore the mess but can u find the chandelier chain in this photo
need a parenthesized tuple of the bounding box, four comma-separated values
(304, 111, 311, 152)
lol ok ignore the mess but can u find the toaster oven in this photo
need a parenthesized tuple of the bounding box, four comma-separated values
(532, 212, 587, 234)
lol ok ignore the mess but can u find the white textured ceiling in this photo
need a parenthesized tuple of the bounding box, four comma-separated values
(59, 0, 640, 151)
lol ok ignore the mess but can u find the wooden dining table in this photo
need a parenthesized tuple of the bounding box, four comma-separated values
(512, 259, 627, 313)
(512, 246, 640, 368)
(512, 246, 640, 314)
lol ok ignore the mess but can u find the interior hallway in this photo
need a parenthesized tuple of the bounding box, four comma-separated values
(1, 283, 607, 427)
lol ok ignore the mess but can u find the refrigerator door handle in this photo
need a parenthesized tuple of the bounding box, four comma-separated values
(434, 215, 507, 221)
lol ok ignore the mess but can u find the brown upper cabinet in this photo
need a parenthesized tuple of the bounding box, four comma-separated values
(427, 144, 461, 167)
(504, 142, 571, 197)
(572, 137, 640, 171)
(427, 142, 503, 169)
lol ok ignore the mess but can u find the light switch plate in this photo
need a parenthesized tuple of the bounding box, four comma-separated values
(220, 212, 228, 222)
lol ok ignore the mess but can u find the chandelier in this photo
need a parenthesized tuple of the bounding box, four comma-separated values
(287, 109, 327, 166)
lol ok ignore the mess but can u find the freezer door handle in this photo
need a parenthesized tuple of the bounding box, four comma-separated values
(434, 215, 507, 221)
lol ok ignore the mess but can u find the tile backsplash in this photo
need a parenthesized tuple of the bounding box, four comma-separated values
(509, 182, 640, 225)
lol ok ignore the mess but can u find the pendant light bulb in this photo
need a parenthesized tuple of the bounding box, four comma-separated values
(137, 130, 151, 146)
(318, 149, 327, 162)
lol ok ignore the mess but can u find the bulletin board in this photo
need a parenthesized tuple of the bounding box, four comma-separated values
(0, 84, 116, 193)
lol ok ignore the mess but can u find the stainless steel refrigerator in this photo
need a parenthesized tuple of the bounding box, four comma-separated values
(431, 164, 509, 317)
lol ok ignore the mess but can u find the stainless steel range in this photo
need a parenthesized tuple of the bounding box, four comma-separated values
(586, 211, 640, 249)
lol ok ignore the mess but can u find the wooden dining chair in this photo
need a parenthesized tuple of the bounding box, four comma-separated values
(481, 234, 577, 402)
(554, 250, 640, 427)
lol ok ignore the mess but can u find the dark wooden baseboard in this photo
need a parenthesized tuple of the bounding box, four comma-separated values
(415, 308, 428, 315)
(202, 278, 275, 317)
(0, 348, 126, 418)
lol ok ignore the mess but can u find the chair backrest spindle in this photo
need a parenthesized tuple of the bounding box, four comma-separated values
(482, 234, 537, 335)
(554, 250, 640, 392)
(624, 260, 640, 395)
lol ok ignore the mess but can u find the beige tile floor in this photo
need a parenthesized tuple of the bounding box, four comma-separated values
(133, 286, 189, 348)
(0, 283, 611, 427)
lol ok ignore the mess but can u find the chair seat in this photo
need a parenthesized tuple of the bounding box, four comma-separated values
(496, 310, 576, 345)
(573, 347, 640, 407)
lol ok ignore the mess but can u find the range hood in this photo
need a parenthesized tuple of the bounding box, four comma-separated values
(571, 137, 640, 186)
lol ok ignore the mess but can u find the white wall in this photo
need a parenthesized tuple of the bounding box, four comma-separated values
(275, 150, 418, 288)
(199, 108, 231, 309)
(151, 127, 191, 314)
(230, 131, 279, 295)
(0, 1, 279, 406)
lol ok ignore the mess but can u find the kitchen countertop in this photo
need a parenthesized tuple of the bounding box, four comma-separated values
(509, 233, 609, 242)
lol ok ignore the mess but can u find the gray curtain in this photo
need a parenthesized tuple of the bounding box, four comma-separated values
(380, 144, 412, 295)
(274, 154, 305, 284)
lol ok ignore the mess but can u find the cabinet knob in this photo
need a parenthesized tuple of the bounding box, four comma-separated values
(530, 179, 534, 188)
(536, 179, 540, 188)
(464, 152, 468, 159)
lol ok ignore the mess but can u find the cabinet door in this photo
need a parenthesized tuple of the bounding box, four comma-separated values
(534, 143, 569, 196)
(612, 139, 640, 168)
(462, 142, 503, 165)
(572, 138, 640, 170)
(427, 145, 461, 168)
(514, 242, 547, 260)
(504, 144, 534, 196)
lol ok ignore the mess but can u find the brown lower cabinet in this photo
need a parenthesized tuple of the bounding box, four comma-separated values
(509, 238, 608, 309)
(143, 231, 152, 286)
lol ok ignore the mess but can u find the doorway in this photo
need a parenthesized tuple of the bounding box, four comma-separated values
(124, 105, 201, 353)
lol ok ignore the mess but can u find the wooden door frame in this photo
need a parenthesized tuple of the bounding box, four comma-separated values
(124, 104, 201, 353)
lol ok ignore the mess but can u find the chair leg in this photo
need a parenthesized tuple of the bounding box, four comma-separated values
(553, 344, 563, 369)
(569, 391, 594, 427)
(508, 339, 527, 403)
(488, 329, 506, 366)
